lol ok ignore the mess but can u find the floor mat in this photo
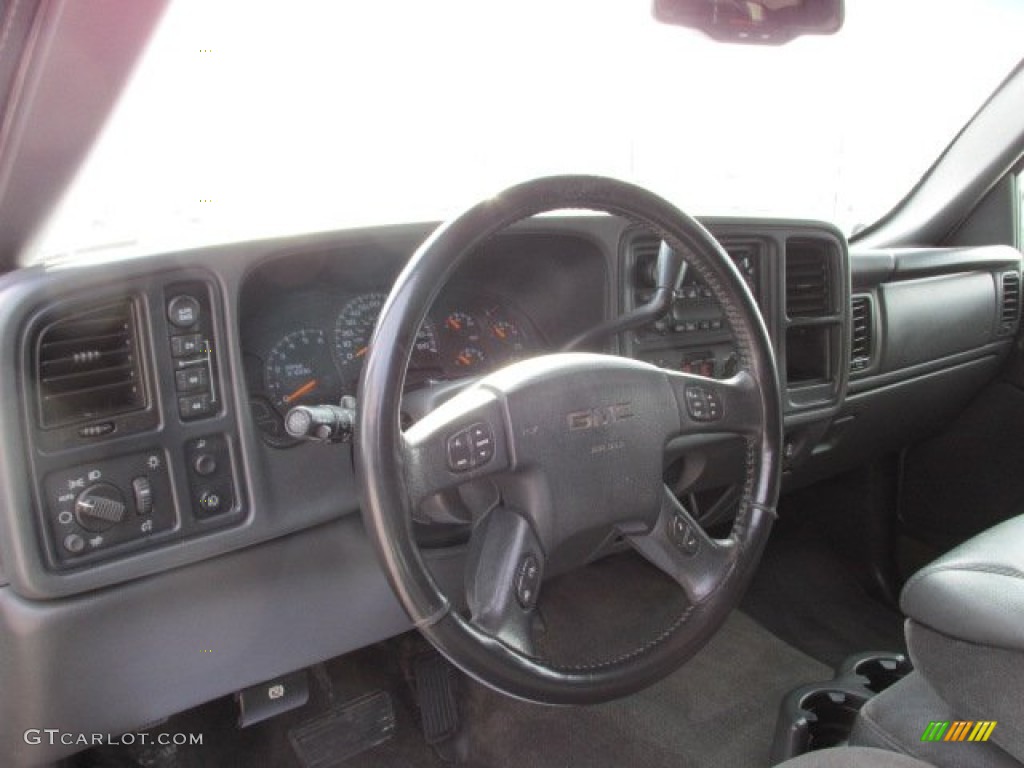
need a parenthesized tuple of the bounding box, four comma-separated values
(460, 611, 831, 768)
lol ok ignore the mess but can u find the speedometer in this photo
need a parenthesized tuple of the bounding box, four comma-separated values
(264, 328, 341, 412)
(333, 292, 438, 387)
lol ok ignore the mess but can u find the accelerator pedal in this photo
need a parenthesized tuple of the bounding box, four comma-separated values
(413, 652, 460, 745)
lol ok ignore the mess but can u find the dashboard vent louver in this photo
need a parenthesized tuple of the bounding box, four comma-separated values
(850, 295, 873, 372)
(998, 271, 1020, 336)
(36, 300, 145, 429)
(786, 241, 832, 318)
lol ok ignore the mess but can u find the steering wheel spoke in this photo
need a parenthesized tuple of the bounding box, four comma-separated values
(401, 385, 510, 511)
(465, 505, 545, 655)
(627, 485, 736, 604)
(665, 368, 762, 438)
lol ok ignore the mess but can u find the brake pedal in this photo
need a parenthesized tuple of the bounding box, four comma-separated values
(413, 652, 460, 745)
(289, 690, 396, 768)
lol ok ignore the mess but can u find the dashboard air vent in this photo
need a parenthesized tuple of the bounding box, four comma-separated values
(36, 300, 145, 429)
(786, 240, 832, 318)
(850, 295, 873, 372)
(998, 271, 1020, 337)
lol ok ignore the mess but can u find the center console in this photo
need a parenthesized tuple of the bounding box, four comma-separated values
(620, 221, 849, 509)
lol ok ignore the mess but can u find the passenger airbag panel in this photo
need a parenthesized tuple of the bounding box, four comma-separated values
(880, 273, 994, 372)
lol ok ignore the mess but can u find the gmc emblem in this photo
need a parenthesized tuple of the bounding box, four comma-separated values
(566, 402, 635, 431)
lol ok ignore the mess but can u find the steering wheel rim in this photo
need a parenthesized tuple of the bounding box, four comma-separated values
(357, 175, 782, 705)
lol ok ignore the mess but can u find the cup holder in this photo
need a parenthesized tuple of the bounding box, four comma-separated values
(770, 652, 913, 765)
(800, 689, 868, 748)
(770, 685, 870, 764)
(843, 653, 913, 694)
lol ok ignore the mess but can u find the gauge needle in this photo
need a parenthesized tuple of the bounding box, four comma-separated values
(283, 379, 318, 404)
(447, 318, 461, 331)
(493, 326, 507, 339)
(457, 354, 471, 366)
(355, 346, 368, 358)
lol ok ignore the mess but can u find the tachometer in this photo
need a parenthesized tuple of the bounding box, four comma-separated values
(264, 329, 341, 411)
(334, 293, 386, 373)
(334, 292, 438, 386)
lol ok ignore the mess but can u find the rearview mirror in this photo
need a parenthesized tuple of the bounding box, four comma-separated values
(653, 0, 844, 45)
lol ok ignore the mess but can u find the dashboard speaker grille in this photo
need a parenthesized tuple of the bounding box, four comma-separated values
(786, 240, 832, 318)
(35, 300, 146, 428)
(998, 271, 1020, 336)
(850, 295, 873, 372)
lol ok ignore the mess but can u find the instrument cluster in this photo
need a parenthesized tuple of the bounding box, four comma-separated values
(249, 289, 539, 438)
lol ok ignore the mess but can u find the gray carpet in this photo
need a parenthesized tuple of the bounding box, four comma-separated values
(76, 553, 833, 768)
(460, 610, 831, 767)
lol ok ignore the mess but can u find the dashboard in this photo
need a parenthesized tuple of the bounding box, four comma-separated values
(0, 212, 1019, 765)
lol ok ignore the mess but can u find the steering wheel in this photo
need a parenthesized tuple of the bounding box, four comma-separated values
(357, 175, 782, 705)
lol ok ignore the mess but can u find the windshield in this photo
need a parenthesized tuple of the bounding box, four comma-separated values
(27, 0, 1024, 265)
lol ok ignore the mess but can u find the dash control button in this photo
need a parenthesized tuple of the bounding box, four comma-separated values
(198, 489, 225, 515)
(175, 366, 209, 393)
(170, 334, 203, 358)
(167, 295, 201, 328)
(193, 453, 217, 476)
(132, 476, 154, 516)
(179, 393, 213, 420)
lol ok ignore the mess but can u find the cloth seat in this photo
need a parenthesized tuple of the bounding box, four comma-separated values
(775, 746, 935, 767)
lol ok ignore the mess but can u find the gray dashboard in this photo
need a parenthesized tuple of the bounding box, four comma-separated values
(0, 213, 1018, 765)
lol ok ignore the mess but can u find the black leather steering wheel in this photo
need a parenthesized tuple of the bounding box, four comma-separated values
(357, 175, 782, 705)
